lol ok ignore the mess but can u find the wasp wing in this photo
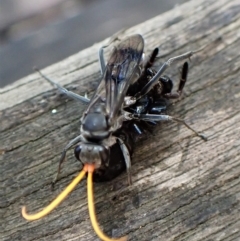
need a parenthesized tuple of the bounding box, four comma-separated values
(85, 34, 144, 126)
(106, 34, 144, 122)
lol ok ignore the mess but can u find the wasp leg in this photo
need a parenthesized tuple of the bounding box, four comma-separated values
(52, 135, 83, 189)
(98, 29, 126, 75)
(133, 123, 143, 134)
(134, 48, 159, 90)
(137, 48, 203, 99)
(34, 68, 90, 103)
(143, 48, 159, 73)
(117, 137, 132, 185)
(132, 113, 207, 141)
(98, 46, 106, 75)
(164, 62, 189, 99)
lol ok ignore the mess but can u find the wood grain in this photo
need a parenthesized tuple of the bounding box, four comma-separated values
(1, 0, 240, 240)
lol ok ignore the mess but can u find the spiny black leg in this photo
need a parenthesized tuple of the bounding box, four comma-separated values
(131, 113, 207, 141)
(144, 48, 159, 71)
(133, 123, 143, 134)
(164, 62, 188, 99)
(178, 61, 188, 95)
(137, 48, 203, 99)
(135, 48, 159, 92)
(160, 76, 174, 94)
(148, 99, 167, 114)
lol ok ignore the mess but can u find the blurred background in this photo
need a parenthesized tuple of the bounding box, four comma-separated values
(0, 0, 188, 88)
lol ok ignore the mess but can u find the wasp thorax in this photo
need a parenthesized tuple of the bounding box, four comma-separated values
(83, 113, 107, 132)
(81, 103, 110, 141)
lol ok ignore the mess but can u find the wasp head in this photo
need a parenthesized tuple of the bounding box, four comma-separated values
(74, 143, 109, 169)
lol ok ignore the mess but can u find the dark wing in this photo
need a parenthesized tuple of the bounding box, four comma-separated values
(86, 34, 144, 125)
(106, 34, 144, 122)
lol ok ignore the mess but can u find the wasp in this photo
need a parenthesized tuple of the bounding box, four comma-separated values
(22, 34, 206, 241)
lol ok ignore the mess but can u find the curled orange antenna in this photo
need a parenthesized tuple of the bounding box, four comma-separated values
(22, 167, 87, 220)
(86, 164, 127, 241)
(22, 164, 127, 240)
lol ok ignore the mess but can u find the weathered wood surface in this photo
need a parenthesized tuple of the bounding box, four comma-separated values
(1, 0, 240, 240)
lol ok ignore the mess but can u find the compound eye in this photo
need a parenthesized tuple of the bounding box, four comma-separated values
(74, 145, 82, 161)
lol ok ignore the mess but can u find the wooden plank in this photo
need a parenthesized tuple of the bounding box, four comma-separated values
(1, 0, 240, 240)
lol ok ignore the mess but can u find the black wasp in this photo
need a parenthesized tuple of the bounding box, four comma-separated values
(23, 34, 207, 240)
(36, 34, 206, 186)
